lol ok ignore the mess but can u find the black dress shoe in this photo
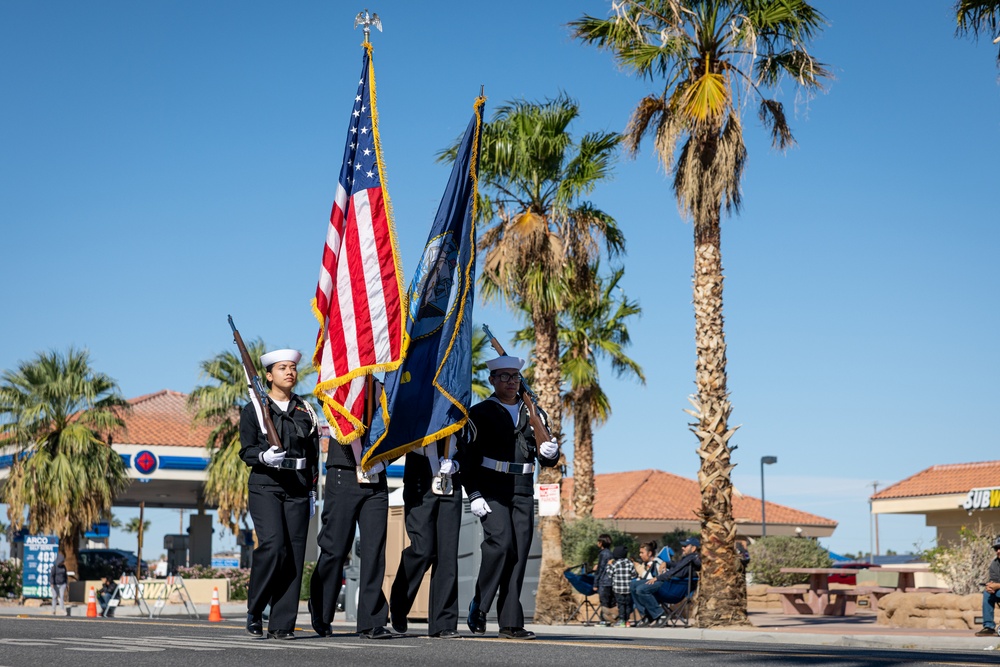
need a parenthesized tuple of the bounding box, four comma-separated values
(308, 598, 332, 637)
(431, 629, 461, 638)
(652, 615, 670, 628)
(359, 626, 393, 640)
(498, 627, 536, 640)
(467, 601, 486, 635)
(267, 629, 295, 640)
(246, 614, 263, 637)
(389, 604, 407, 634)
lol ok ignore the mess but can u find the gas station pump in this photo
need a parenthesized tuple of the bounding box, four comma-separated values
(163, 534, 189, 575)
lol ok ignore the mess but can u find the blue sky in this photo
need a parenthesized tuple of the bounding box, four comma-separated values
(1, 1, 998, 560)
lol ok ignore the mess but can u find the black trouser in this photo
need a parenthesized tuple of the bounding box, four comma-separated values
(472, 492, 533, 629)
(390, 457, 462, 635)
(311, 466, 388, 632)
(247, 483, 310, 633)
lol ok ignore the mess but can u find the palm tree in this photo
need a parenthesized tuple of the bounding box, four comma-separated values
(442, 95, 625, 622)
(123, 516, 151, 550)
(471, 327, 492, 401)
(560, 267, 645, 518)
(572, 1, 829, 627)
(956, 0, 1000, 62)
(0, 348, 131, 578)
(188, 339, 267, 534)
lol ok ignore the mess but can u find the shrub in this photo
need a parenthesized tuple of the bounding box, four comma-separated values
(746, 536, 831, 586)
(176, 565, 250, 601)
(174, 562, 317, 601)
(0, 560, 21, 598)
(562, 516, 638, 571)
(922, 523, 993, 595)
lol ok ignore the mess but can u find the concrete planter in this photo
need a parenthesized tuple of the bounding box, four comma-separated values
(68, 578, 230, 605)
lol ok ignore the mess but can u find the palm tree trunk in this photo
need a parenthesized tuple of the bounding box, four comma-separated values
(532, 312, 576, 624)
(572, 399, 595, 517)
(691, 214, 749, 628)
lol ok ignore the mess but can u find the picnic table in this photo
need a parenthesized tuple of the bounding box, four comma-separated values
(767, 566, 949, 616)
(767, 568, 852, 615)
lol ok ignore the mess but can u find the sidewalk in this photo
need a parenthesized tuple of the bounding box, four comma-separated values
(3, 601, 998, 652)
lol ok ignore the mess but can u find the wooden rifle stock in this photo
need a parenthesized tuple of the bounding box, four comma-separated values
(481, 324, 553, 445)
(228, 315, 283, 451)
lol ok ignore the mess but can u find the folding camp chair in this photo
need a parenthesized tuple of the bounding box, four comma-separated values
(657, 545, 675, 566)
(563, 564, 600, 625)
(656, 569, 699, 627)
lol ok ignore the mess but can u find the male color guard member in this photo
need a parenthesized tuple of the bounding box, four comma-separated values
(461, 355, 559, 640)
(389, 438, 462, 638)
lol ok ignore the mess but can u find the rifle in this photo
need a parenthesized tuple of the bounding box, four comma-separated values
(228, 315, 283, 452)
(481, 324, 553, 445)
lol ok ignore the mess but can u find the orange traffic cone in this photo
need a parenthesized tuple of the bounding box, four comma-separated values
(86, 587, 98, 618)
(208, 586, 223, 622)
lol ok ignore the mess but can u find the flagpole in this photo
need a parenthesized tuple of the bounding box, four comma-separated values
(355, 7, 383, 439)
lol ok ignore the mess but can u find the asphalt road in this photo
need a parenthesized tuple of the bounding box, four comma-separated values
(2, 617, 1000, 667)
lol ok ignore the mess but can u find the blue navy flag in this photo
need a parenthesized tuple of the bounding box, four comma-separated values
(362, 96, 486, 469)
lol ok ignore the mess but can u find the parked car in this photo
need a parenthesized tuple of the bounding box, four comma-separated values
(827, 561, 876, 585)
(76, 548, 149, 580)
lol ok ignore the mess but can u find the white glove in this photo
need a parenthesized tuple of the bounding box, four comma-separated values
(438, 458, 459, 475)
(261, 445, 285, 468)
(309, 491, 316, 518)
(539, 440, 559, 458)
(470, 497, 492, 518)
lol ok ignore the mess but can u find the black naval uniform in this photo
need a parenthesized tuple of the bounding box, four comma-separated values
(389, 445, 462, 636)
(461, 396, 558, 630)
(239, 394, 319, 636)
(310, 438, 389, 635)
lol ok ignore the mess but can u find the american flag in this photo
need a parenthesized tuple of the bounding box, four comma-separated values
(312, 43, 405, 444)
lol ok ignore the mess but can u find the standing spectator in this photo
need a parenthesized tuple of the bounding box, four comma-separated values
(976, 536, 1000, 636)
(594, 533, 614, 625)
(50, 551, 67, 616)
(610, 545, 638, 627)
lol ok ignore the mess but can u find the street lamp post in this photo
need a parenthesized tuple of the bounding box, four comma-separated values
(761, 456, 778, 537)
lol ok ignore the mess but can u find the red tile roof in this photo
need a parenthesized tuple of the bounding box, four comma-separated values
(563, 469, 836, 527)
(111, 390, 217, 448)
(873, 460, 1000, 499)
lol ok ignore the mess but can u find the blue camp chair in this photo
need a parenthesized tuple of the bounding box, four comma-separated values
(655, 569, 698, 627)
(657, 545, 675, 566)
(564, 564, 600, 625)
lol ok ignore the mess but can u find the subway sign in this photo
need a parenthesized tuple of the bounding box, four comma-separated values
(962, 487, 1000, 511)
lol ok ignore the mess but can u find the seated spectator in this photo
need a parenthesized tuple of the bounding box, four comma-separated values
(736, 540, 750, 571)
(609, 545, 637, 627)
(628, 540, 666, 625)
(976, 537, 1000, 636)
(98, 576, 116, 618)
(632, 536, 701, 628)
(639, 541, 665, 580)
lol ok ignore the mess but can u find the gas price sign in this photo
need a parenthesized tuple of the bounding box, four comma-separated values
(22, 535, 59, 598)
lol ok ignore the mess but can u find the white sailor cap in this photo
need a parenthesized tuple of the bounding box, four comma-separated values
(486, 355, 524, 372)
(260, 349, 302, 368)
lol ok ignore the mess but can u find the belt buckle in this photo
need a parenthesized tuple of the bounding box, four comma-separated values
(494, 460, 505, 473)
